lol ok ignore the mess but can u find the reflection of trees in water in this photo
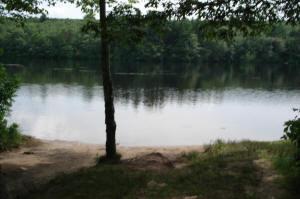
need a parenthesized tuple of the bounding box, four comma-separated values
(39, 85, 48, 102)
(114, 88, 228, 108)
(12, 61, 300, 108)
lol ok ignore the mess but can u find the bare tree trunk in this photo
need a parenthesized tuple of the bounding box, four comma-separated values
(99, 0, 117, 159)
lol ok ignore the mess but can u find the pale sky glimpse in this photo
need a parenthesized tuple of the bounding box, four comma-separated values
(43, 1, 149, 19)
(44, 2, 84, 19)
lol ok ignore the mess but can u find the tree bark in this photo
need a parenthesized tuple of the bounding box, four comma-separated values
(99, 0, 117, 158)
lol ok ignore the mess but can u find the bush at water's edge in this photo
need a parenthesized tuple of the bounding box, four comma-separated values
(0, 65, 21, 151)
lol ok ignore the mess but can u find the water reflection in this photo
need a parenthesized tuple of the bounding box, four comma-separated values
(4, 59, 300, 146)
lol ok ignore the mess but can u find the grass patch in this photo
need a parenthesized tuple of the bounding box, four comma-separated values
(269, 143, 300, 199)
(24, 140, 300, 199)
(0, 122, 22, 152)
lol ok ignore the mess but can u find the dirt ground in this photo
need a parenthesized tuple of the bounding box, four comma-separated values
(0, 138, 203, 198)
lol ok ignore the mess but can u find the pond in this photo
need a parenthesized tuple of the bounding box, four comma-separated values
(5, 59, 300, 146)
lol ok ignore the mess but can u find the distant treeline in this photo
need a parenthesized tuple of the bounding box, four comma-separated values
(1, 17, 300, 64)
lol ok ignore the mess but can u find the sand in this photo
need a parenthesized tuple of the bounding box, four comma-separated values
(0, 138, 203, 198)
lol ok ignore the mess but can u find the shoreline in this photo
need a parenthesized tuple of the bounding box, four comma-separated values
(1, 137, 294, 198)
(0, 137, 203, 197)
(20, 136, 205, 157)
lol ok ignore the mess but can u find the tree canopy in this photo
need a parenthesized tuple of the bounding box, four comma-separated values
(1, 18, 300, 65)
(0, 0, 55, 18)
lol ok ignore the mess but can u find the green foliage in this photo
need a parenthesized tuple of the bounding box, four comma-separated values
(0, 120, 21, 151)
(39, 13, 48, 22)
(0, 18, 100, 59)
(0, 0, 56, 21)
(0, 65, 21, 151)
(1, 18, 300, 64)
(71, 0, 300, 41)
(150, 0, 300, 34)
(0, 66, 19, 117)
(283, 109, 300, 160)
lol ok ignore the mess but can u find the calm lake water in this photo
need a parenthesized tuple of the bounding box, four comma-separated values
(5, 59, 300, 146)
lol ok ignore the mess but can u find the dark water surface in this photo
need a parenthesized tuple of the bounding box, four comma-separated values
(5, 59, 300, 146)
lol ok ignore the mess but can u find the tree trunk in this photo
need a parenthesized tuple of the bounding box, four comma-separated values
(99, 0, 117, 158)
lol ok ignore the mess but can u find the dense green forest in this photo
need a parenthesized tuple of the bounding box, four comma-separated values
(1, 17, 300, 65)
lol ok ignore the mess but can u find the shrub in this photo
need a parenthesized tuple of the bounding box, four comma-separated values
(0, 120, 21, 150)
(0, 65, 21, 151)
(282, 108, 300, 161)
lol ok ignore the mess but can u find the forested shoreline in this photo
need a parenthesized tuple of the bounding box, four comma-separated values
(1, 17, 300, 65)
